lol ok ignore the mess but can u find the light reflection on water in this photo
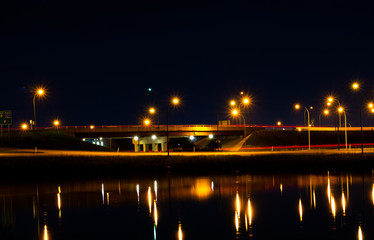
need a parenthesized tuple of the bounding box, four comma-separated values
(0, 172, 374, 239)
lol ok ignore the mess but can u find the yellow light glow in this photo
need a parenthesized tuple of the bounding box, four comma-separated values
(230, 100, 236, 106)
(236, 192, 241, 216)
(338, 107, 344, 113)
(280, 184, 283, 193)
(21, 123, 28, 130)
(148, 186, 152, 214)
(372, 183, 374, 206)
(247, 198, 252, 225)
(342, 192, 346, 216)
(90, 125, 94, 129)
(149, 107, 156, 114)
(235, 211, 239, 232)
(372, 108, 374, 113)
(43, 225, 48, 240)
(298, 128, 302, 131)
(243, 98, 250, 105)
(106, 192, 110, 205)
(37, 88, 45, 96)
(327, 175, 331, 203)
(331, 195, 336, 219)
(53, 120, 60, 126)
(328, 97, 334, 103)
(358, 226, 363, 240)
(313, 189, 316, 209)
(295, 104, 300, 110)
(178, 223, 183, 240)
(232, 109, 239, 116)
(368, 103, 373, 109)
(193, 178, 212, 199)
(154, 201, 158, 227)
(144, 119, 151, 126)
(299, 198, 303, 222)
(327, 102, 331, 106)
(172, 97, 180, 105)
(277, 121, 281, 126)
(352, 82, 359, 90)
(324, 109, 329, 115)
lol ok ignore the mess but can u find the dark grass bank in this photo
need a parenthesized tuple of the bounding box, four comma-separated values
(1, 153, 374, 181)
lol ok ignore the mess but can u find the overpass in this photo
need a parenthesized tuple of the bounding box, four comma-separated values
(50, 124, 259, 152)
(39, 124, 374, 152)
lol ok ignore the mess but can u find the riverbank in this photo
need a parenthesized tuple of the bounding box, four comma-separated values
(1, 148, 374, 180)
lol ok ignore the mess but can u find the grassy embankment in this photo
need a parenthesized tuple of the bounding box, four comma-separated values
(0, 131, 110, 151)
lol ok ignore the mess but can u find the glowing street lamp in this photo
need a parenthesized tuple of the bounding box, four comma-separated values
(319, 109, 330, 126)
(21, 123, 28, 130)
(53, 120, 60, 127)
(352, 82, 359, 90)
(32, 88, 45, 129)
(144, 118, 151, 126)
(230, 100, 236, 106)
(338, 106, 348, 149)
(149, 107, 156, 114)
(294, 103, 311, 150)
(231, 108, 246, 138)
(167, 96, 180, 156)
(351, 82, 373, 154)
(277, 121, 282, 126)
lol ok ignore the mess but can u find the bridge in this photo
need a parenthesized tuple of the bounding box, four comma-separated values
(36, 124, 374, 152)
(48, 124, 258, 152)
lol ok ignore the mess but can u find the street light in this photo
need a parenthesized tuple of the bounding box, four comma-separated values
(32, 88, 45, 129)
(294, 104, 311, 150)
(338, 106, 348, 149)
(21, 123, 28, 130)
(351, 82, 374, 154)
(144, 118, 151, 126)
(319, 109, 329, 126)
(277, 121, 282, 126)
(167, 97, 180, 156)
(231, 108, 246, 138)
(53, 120, 60, 128)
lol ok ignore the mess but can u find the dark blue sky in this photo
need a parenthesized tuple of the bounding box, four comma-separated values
(1, 0, 374, 127)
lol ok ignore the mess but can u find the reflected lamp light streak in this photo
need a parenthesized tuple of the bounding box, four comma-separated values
(136, 184, 140, 204)
(101, 183, 105, 205)
(358, 226, 363, 240)
(236, 192, 241, 216)
(154, 180, 158, 202)
(299, 198, 303, 222)
(148, 186, 152, 214)
(235, 211, 239, 232)
(342, 192, 346, 216)
(178, 223, 183, 240)
(154, 201, 158, 227)
(43, 225, 49, 240)
(248, 198, 252, 225)
(331, 195, 336, 219)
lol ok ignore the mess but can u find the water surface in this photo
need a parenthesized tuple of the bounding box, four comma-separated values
(1, 171, 373, 239)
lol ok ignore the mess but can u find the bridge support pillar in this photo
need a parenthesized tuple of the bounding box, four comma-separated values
(132, 136, 167, 152)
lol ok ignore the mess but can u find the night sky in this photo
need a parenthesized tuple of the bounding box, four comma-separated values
(1, 0, 374, 127)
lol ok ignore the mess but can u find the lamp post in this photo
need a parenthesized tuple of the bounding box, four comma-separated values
(351, 82, 374, 154)
(319, 109, 329, 126)
(338, 107, 348, 149)
(167, 97, 180, 156)
(295, 104, 311, 150)
(231, 108, 246, 138)
(32, 88, 45, 129)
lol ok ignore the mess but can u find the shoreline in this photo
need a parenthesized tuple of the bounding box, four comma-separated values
(1, 149, 374, 180)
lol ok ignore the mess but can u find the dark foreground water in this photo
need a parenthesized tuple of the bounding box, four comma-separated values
(1, 170, 374, 240)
